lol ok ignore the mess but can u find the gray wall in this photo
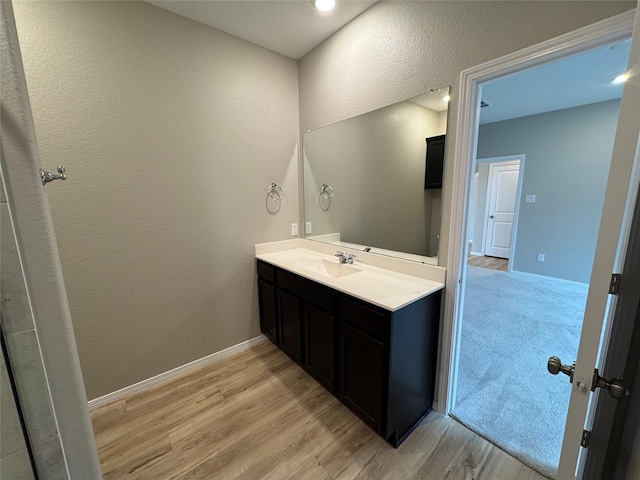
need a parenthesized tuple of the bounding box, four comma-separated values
(304, 100, 445, 256)
(477, 100, 621, 283)
(13, 1, 300, 400)
(298, 0, 635, 267)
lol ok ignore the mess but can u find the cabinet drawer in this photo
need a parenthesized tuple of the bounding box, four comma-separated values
(305, 281, 337, 311)
(339, 297, 388, 339)
(277, 270, 305, 296)
(257, 261, 275, 283)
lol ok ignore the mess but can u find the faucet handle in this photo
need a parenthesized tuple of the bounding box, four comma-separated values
(346, 253, 356, 264)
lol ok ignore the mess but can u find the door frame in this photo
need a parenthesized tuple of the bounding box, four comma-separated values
(476, 155, 524, 270)
(437, 8, 635, 420)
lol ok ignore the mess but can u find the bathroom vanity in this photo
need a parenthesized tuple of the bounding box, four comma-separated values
(255, 240, 445, 447)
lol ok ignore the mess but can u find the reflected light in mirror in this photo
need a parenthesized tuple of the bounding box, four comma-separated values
(612, 72, 629, 84)
(303, 86, 450, 265)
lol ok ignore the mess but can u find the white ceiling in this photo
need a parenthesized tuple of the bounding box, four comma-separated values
(146, 0, 378, 60)
(479, 38, 631, 124)
(409, 87, 450, 112)
(146, 1, 631, 123)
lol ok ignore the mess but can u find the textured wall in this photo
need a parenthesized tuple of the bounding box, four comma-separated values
(304, 100, 445, 256)
(298, 0, 636, 266)
(477, 100, 620, 283)
(13, 1, 300, 400)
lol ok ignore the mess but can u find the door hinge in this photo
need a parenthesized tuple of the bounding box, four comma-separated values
(609, 274, 621, 295)
(581, 429, 591, 448)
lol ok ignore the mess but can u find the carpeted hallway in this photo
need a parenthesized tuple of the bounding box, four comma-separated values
(452, 266, 589, 478)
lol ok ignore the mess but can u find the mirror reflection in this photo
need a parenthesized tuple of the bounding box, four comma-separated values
(303, 87, 450, 265)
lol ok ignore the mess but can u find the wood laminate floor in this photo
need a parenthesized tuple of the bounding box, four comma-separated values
(467, 255, 508, 272)
(91, 340, 547, 480)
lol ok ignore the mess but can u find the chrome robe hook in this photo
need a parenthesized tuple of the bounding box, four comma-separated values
(40, 166, 67, 185)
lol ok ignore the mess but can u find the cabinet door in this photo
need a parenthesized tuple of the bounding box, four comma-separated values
(304, 304, 335, 392)
(424, 135, 445, 189)
(278, 289, 303, 364)
(339, 322, 385, 432)
(258, 278, 278, 343)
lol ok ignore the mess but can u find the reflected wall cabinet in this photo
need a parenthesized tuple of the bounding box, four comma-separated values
(424, 134, 445, 189)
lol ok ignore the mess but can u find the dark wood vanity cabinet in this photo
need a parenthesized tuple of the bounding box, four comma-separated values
(256, 259, 441, 447)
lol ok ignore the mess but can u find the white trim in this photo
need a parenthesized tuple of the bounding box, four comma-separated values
(438, 9, 635, 416)
(88, 335, 268, 411)
(510, 269, 590, 287)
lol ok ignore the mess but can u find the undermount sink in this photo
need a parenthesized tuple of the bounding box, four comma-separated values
(296, 258, 361, 279)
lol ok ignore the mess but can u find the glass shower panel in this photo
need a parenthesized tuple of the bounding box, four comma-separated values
(1, 177, 36, 478)
(1, 173, 65, 479)
(0, 334, 36, 479)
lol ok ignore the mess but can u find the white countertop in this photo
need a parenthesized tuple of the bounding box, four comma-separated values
(255, 239, 445, 311)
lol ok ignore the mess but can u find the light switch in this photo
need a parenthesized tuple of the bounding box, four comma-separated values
(526, 195, 536, 203)
(537, 253, 545, 262)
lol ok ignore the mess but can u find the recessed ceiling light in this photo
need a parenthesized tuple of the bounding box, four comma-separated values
(613, 73, 629, 84)
(312, 0, 336, 12)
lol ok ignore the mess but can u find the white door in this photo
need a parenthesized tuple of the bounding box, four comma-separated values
(484, 162, 519, 258)
(557, 8, 640, 478)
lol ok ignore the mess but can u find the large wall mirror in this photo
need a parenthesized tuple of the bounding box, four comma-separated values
(303, 86, 450, 265)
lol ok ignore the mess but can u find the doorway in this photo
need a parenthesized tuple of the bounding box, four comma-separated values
(453, 95, 619, 475)
(469, 155, 524, 271)
(457, 60, 624, 478)
(444, 9, 631, 478)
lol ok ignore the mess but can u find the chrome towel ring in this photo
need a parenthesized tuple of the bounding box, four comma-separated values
(321, 183, 334, 199)
(268, 182, 284, 200)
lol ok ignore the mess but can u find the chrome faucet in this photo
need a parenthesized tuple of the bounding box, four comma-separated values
(335, 251, 356, 264)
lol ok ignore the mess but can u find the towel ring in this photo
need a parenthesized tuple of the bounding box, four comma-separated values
(268, 182, 284, 200)
(321, 184, 334, 200)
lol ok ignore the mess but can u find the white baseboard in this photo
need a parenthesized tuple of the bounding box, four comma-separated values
(88, 335, 268, 411)
(469, 251, 484, 257)
(510, 269, 589, 287)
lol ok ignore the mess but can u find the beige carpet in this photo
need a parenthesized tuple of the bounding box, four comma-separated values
(451, 266, 588, 478)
